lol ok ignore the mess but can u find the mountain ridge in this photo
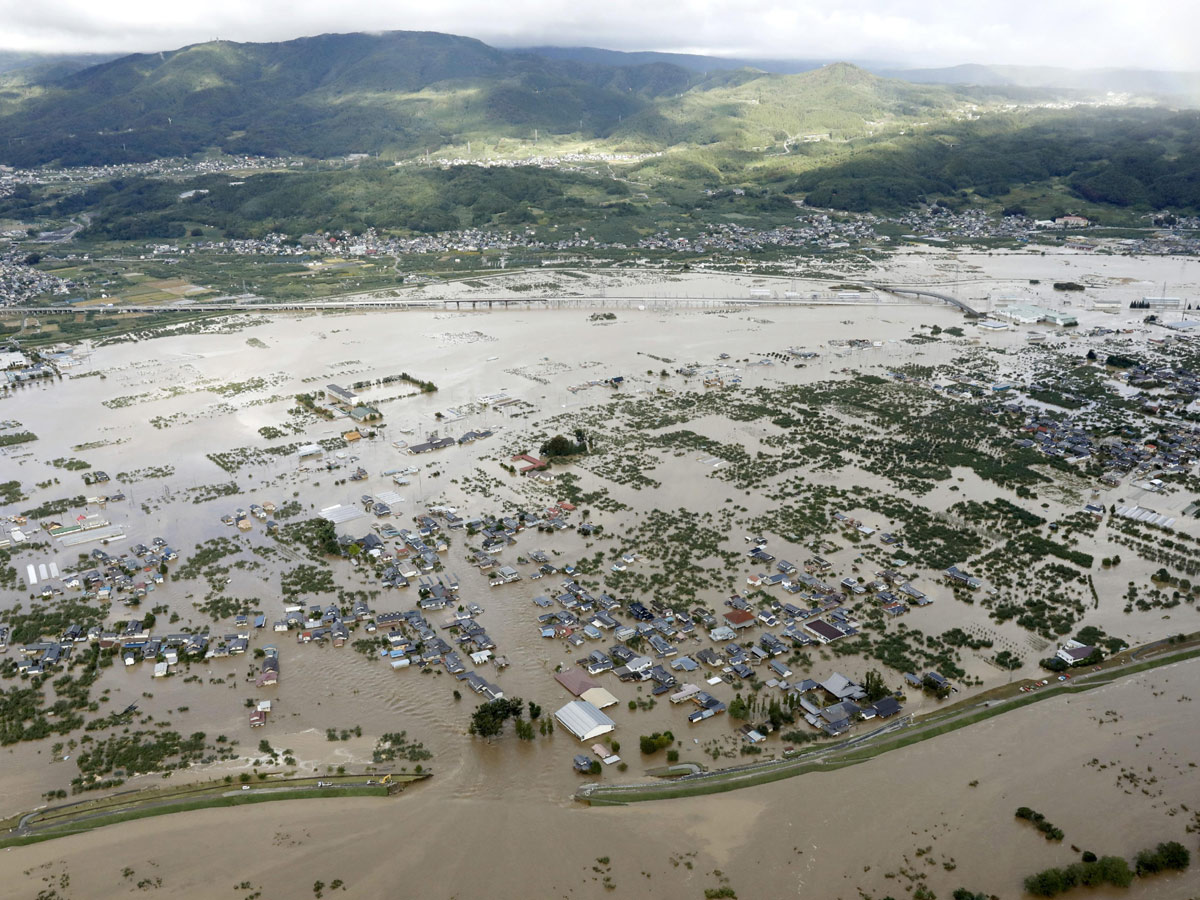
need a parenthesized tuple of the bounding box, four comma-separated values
(0, 31, 730, 165)
(0, 30, 970, 167)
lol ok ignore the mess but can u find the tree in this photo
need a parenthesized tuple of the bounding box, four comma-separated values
(1092, 856, 1132, 888)
(639, 732, 674, 754)
(469, 706, 504, 740)
(728, 694, 750, 720)
(1024, 856, 1132, 896)
(1155, 841, 1191, 871)
(1136, 841, 1190, 876)
(468, 697, 525, 740)
(863, 669, 889, 701)
(541, 434, 583, 458)
(1024, 868, 1067, 897)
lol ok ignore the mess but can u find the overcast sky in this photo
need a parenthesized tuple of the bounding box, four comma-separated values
(0, 0, 1195, 71)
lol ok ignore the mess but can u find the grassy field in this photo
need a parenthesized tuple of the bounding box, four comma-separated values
(0, 788, 388, 848)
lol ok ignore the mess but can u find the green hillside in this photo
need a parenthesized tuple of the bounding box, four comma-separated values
(0, 31, 1000, 168)
(618, 63, 953, 147)
(0, 31, 705, 165)
(2, 30, 1198, 222)
(783, 107, 1200, 213)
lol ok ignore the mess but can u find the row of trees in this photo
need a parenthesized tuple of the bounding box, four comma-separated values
(1024, 842, 1189, 897)
(1015, 806, 1065, 842)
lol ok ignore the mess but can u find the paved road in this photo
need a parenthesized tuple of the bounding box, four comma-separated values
(867, 282, 982, 316)
(15, 780, 380, 837)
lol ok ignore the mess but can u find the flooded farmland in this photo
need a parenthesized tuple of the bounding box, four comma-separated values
(2, 255, 1200, 897)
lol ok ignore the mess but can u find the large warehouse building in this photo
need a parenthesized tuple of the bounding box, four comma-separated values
(554, 700, 616, 742)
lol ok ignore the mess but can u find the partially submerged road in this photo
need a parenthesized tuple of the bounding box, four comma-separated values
(578, 640, 1199, 804)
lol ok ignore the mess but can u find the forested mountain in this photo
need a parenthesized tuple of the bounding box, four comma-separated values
(0, 31, 715, 165)
(2, 30, 1198, 225)
(0, 50, 116, 78)
(784, 107, 1200, 213)
(0, 30, 1021, 168)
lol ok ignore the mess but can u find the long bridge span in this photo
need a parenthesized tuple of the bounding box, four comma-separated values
(4, 284, 981, 316)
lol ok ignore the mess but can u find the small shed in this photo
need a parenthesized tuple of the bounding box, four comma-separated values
(581, 686, 619, 710)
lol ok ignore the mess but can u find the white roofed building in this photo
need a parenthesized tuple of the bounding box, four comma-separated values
(555, 700, 616, 742)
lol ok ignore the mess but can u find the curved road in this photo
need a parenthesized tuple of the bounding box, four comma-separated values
(867, 282, 982, 316)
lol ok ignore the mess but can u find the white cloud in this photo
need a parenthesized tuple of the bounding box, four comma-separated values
(0, 0, 1194, 71)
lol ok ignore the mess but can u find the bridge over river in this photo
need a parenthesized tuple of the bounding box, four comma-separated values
(866, 282, 981, 316)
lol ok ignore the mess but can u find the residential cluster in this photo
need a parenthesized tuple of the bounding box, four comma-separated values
(638, 215, 878, 254)
(273, 497, 923, 754)
(413, 151, 662, 171)
(0, 247, 73, 306)
(0, 155, 301, 193)
(4, 534, 206, 677)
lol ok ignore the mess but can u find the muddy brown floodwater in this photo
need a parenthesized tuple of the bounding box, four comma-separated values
(6, 658, 1200, 899)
